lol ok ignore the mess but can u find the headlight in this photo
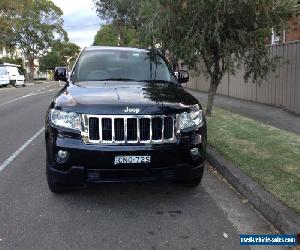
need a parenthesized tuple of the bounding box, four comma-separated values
(178, 110, 203, 130)
(50, 109, 81, 131)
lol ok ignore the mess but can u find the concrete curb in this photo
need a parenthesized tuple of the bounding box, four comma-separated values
(206, 146, 300, 234)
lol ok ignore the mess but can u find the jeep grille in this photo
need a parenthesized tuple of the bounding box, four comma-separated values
(81, 115, 177, 144)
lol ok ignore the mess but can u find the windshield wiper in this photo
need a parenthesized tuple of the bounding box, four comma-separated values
(138, 79, 176, 84)
(95, 78, 139, 82)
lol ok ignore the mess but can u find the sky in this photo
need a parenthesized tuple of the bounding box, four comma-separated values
(52, 0, 103, 48)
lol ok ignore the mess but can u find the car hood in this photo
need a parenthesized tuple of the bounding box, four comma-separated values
(53, 81, 200, 115)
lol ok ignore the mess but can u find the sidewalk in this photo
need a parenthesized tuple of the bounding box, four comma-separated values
(186, 88, 300, 135)
(26, 80, 53, 86)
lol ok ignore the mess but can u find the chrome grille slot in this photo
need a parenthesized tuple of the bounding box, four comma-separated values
(152, 117, 163, 140)
(164, 117, 173, 139)
(140, 118, 150, 141)
(114, 118, 124, 141)
(83, 115, 176, 144)
(88, 117, 99, 140)
(127, 118, 138, 141)
(102, 118, 112, 141)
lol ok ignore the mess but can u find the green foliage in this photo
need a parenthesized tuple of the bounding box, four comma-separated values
(93, 0, 158, 47)
(137, 0, 161, 48)
(2, 0, 67, 80)
(93, 24, 138, 47)
(158, 0, 296, 79)
(39, 52, 60, 72)
(0, 0, 29, 47)
(93, 0, 142, 29)
(155, 0, 296, 114)
(93, 24, 119, 46)
(39, 41, 81, 71)
(5, 0, 67, 56)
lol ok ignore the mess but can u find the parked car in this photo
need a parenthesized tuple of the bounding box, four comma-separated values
(54, 67, 68, 82)
(0, 63, 26, 87)
(45, 46, 207, 193)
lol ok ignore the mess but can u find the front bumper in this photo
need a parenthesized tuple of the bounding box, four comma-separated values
(46, 125, 206, 185)
(16, 79, 24, 84)
(0, 80, 9, 85)
(48, 163, 204, 185)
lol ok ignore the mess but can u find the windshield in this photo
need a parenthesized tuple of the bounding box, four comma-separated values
(72, 50, 177, 84)
(0, 67, 7, 75)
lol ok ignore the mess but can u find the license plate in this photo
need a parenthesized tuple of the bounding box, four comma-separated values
(114, 156, 151, 165)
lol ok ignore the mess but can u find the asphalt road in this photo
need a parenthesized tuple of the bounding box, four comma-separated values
(0, 82, 286, 250)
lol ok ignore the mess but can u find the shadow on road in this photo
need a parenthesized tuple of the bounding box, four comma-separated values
(49, 181, 208, 214)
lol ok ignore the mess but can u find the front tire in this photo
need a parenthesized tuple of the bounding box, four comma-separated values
(10, 80, 17, 87)
(179, 166, 204, 187)
(46, 163, 66, 193)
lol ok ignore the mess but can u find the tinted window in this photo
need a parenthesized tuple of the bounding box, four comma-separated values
(55, 68, 66, 76)
(73, 50, 177, 83)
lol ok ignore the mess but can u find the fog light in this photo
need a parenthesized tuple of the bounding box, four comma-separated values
(193, 134, 202, 144)
(190, 147, 200, 160)
(56, 150, 69, 163)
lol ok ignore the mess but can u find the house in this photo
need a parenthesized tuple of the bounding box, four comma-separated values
(271, 2, 300, 44)
(0, 47, 26, 68)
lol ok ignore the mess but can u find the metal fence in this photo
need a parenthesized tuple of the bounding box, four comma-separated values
(33, 72, 48, 80)
(187, 41, 300, 114)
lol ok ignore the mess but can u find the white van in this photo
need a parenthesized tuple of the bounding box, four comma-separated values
(0, 63, 26, 87)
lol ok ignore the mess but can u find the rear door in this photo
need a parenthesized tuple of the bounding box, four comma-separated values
(7, 67, 18, 81)
(17, 69, 25, 81)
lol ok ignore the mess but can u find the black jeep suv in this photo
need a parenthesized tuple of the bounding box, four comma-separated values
(45, 46, 207, 193)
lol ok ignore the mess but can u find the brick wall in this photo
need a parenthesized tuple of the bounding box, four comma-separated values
(286, 18, 300, 42)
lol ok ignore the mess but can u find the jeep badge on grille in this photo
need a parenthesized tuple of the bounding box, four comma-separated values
(124, 107, 140, 113)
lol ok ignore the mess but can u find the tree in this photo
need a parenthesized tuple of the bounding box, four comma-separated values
(137, 0, 161, 48)
(93, 24, 138, 47)
(93, 24, 119, 46)
(93, 0, 158, 47)
(154, 0, 297, 115)
(0, 1, 28, 47)
(39, 41, 81, 71)
(93, 0, 142, 30)
(94, 0, 141, 47)
(3, 0, 67, 82)
(39, 52, 59, 72)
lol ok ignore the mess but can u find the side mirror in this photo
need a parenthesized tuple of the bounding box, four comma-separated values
(176, 70, 189, 84)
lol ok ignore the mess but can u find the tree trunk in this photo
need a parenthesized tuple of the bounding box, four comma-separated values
(206, 77, 219, 116)
(28, 57, 34, 83)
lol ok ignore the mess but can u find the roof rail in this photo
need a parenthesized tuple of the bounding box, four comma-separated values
(0, 63, 21, 67)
